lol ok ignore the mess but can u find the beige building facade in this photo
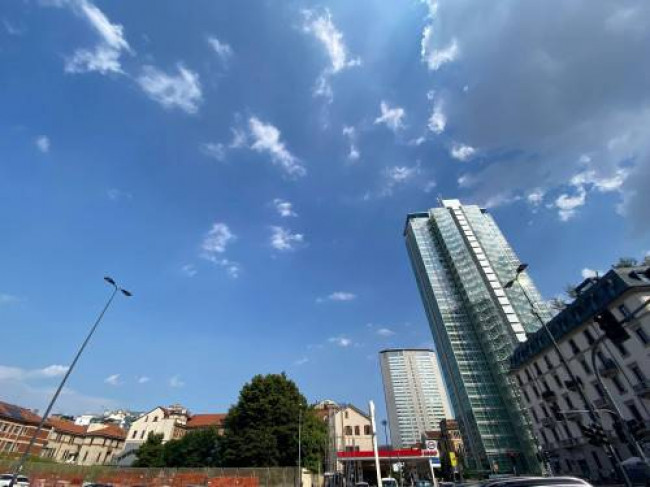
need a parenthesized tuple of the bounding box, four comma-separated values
(42, 417, 126, 465)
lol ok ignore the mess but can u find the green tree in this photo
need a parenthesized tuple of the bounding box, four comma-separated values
(221, 373, 327, 471)
(133, 433, 165, 467)
(164, 428, 222, 467)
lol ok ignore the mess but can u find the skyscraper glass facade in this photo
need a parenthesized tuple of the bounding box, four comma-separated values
(379, 349, 452, 448)
(404, 199, 550, 474)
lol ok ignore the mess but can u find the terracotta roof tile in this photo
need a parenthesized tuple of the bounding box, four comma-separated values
(87, 424, 126, 440)
(185, 413, 226, 429)
(0, 401, 44, 426)
(47, 417, 87, 436)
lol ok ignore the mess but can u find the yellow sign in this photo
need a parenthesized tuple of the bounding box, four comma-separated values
(449, 452, 457, 467)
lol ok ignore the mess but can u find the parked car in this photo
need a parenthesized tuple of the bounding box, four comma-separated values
(480, 477, 593, 487)
(0, 474, 30, 487)
(355, 482, 370, 487)
(382, 478, 399, 487)
(415, 480, 433, 487)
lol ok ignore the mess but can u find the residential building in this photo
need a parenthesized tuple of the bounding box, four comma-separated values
(116, 404, 189, 465)
(0, 401, 49, 456)
(379, 349, 452, 448)
(404, 199, 549, 474)
(314, 400, 373, 474)
(184, 413, 227, 435)
(42, 418, 126, 466)
(510, 266, 650, 483)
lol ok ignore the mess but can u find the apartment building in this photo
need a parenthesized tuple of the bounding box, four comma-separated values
(0, 401, 49, 456)
(510, 266, 650, 482)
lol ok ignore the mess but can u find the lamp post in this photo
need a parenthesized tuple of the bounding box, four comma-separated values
(8, 277, 131, 487)
(381, 420, 392, 479)
(298, 406, 302, 487)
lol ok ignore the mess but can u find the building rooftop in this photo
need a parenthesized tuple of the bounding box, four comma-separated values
(510, 266, 650, 369)
(185, 413, 226, 429)
(379, 348, 435, 354)
(0, 400, 43, 426)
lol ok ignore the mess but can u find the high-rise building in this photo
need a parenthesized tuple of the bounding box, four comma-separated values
(379, 348, 452, 448)
(404, 199, 550, 474)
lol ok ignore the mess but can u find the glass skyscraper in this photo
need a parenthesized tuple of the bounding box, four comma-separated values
(404, 199, 550, 474)
(379, 349, 452, 448)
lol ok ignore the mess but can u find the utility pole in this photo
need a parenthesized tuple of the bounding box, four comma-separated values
(369, 401, 383, 487)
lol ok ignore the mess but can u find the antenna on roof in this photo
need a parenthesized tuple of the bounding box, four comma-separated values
(436, 194, 444, 207)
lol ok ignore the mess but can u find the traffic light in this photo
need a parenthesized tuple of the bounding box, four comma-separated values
(594, 310, 630, 344)
(579, 423, 608, 446)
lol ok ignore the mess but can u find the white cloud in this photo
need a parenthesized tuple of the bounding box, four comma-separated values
(35, 135, 50, 153)
(60, 0, 132, 75)
(317, 291, 356, 303)
(422, 33, 459, 71)
(207, 36, 233, 64)
(424, 180, 437, 193)
(200, 142, 226, 161)
(137, 376, 150, 384)
(270, 226, 304, 251)
(450, 143, 476, 161)
(104, 374, 121, 386)
(294, 357, 309, 366)
(385, 165, 418, 183)
(527, 189, 544, 206)
(229, 127, 247, 149)
(0, 364, 117, 415)
(248, 117, 305, 177)
(302, 8, 360, 100)
(555, 188, 586, 221)
(3, 19, 24, 36)
(342, 126, 360, 161)
(169, 375, 184, 388)
(199, 223, 240, 278)
(181, 264, 197, 277)
(137, 64, 202, 114)
(201, 222, 236, 256)
(581, 268, 602, 279)
(273, 199, 297, 217)
(374, 101, 406, 132)
(428, 102, 446, 134)
(328, 336, 353, 347)
(376, 328, 395, 337)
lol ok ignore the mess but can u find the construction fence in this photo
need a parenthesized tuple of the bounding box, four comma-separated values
(0, 462, 321, 487)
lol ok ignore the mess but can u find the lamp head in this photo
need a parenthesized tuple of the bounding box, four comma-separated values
(104, 276, 116, 286)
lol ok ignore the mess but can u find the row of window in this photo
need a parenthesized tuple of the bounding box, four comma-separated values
(343, 425, 371, 436)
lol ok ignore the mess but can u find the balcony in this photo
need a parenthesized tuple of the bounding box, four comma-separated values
(598, 359, 618, 378)
(633, 380, 650, 399)
(541, 390, 557, 402)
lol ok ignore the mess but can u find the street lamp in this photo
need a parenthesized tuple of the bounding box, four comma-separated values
(8, 277, 131, 487)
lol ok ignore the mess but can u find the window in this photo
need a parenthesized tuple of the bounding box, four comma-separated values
(580, 358, 592, 375)
(83, 451, 88, 461)
(516, 375, 523, 386)
(532, 385, 540, 398)
(354, 426, 360, 436)
(634, 327, 649, 345)
(563, 424, 573, 438)
(344, 411, 349, 419)
(344, 426, 352, 435)
(153, 417, 158, 422)
(140, 430, 145, 439)
(591, 451, 602, 469)
(614, 341, 629, 357)
(611, 375, 626, 394)
(628, 364, 645, 383)
(364, 425, 371, 435)
(525, 369, 533, 382)
(553, 374, 562, 389)
(628, 403, 643, 421)
(540, 429, 549, 445)
(618, 304, 631, 319)
(534, 363, 542, 375)
(132, 430, 138, 439)
(568, 339, 580, 354)
(544, 355, 553, 369)
(583, 329, 595, 345)
(564, 395, 574, 410)
(144, 416, 148, 422)
(531, 408, 539, 422)
(592, 382, 604, 397)
(523, 389, 530, 402)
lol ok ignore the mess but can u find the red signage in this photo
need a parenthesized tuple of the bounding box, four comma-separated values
(337, 448, 437, 460)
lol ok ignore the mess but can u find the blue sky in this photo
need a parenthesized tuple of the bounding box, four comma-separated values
(1, 0, 649, 420)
